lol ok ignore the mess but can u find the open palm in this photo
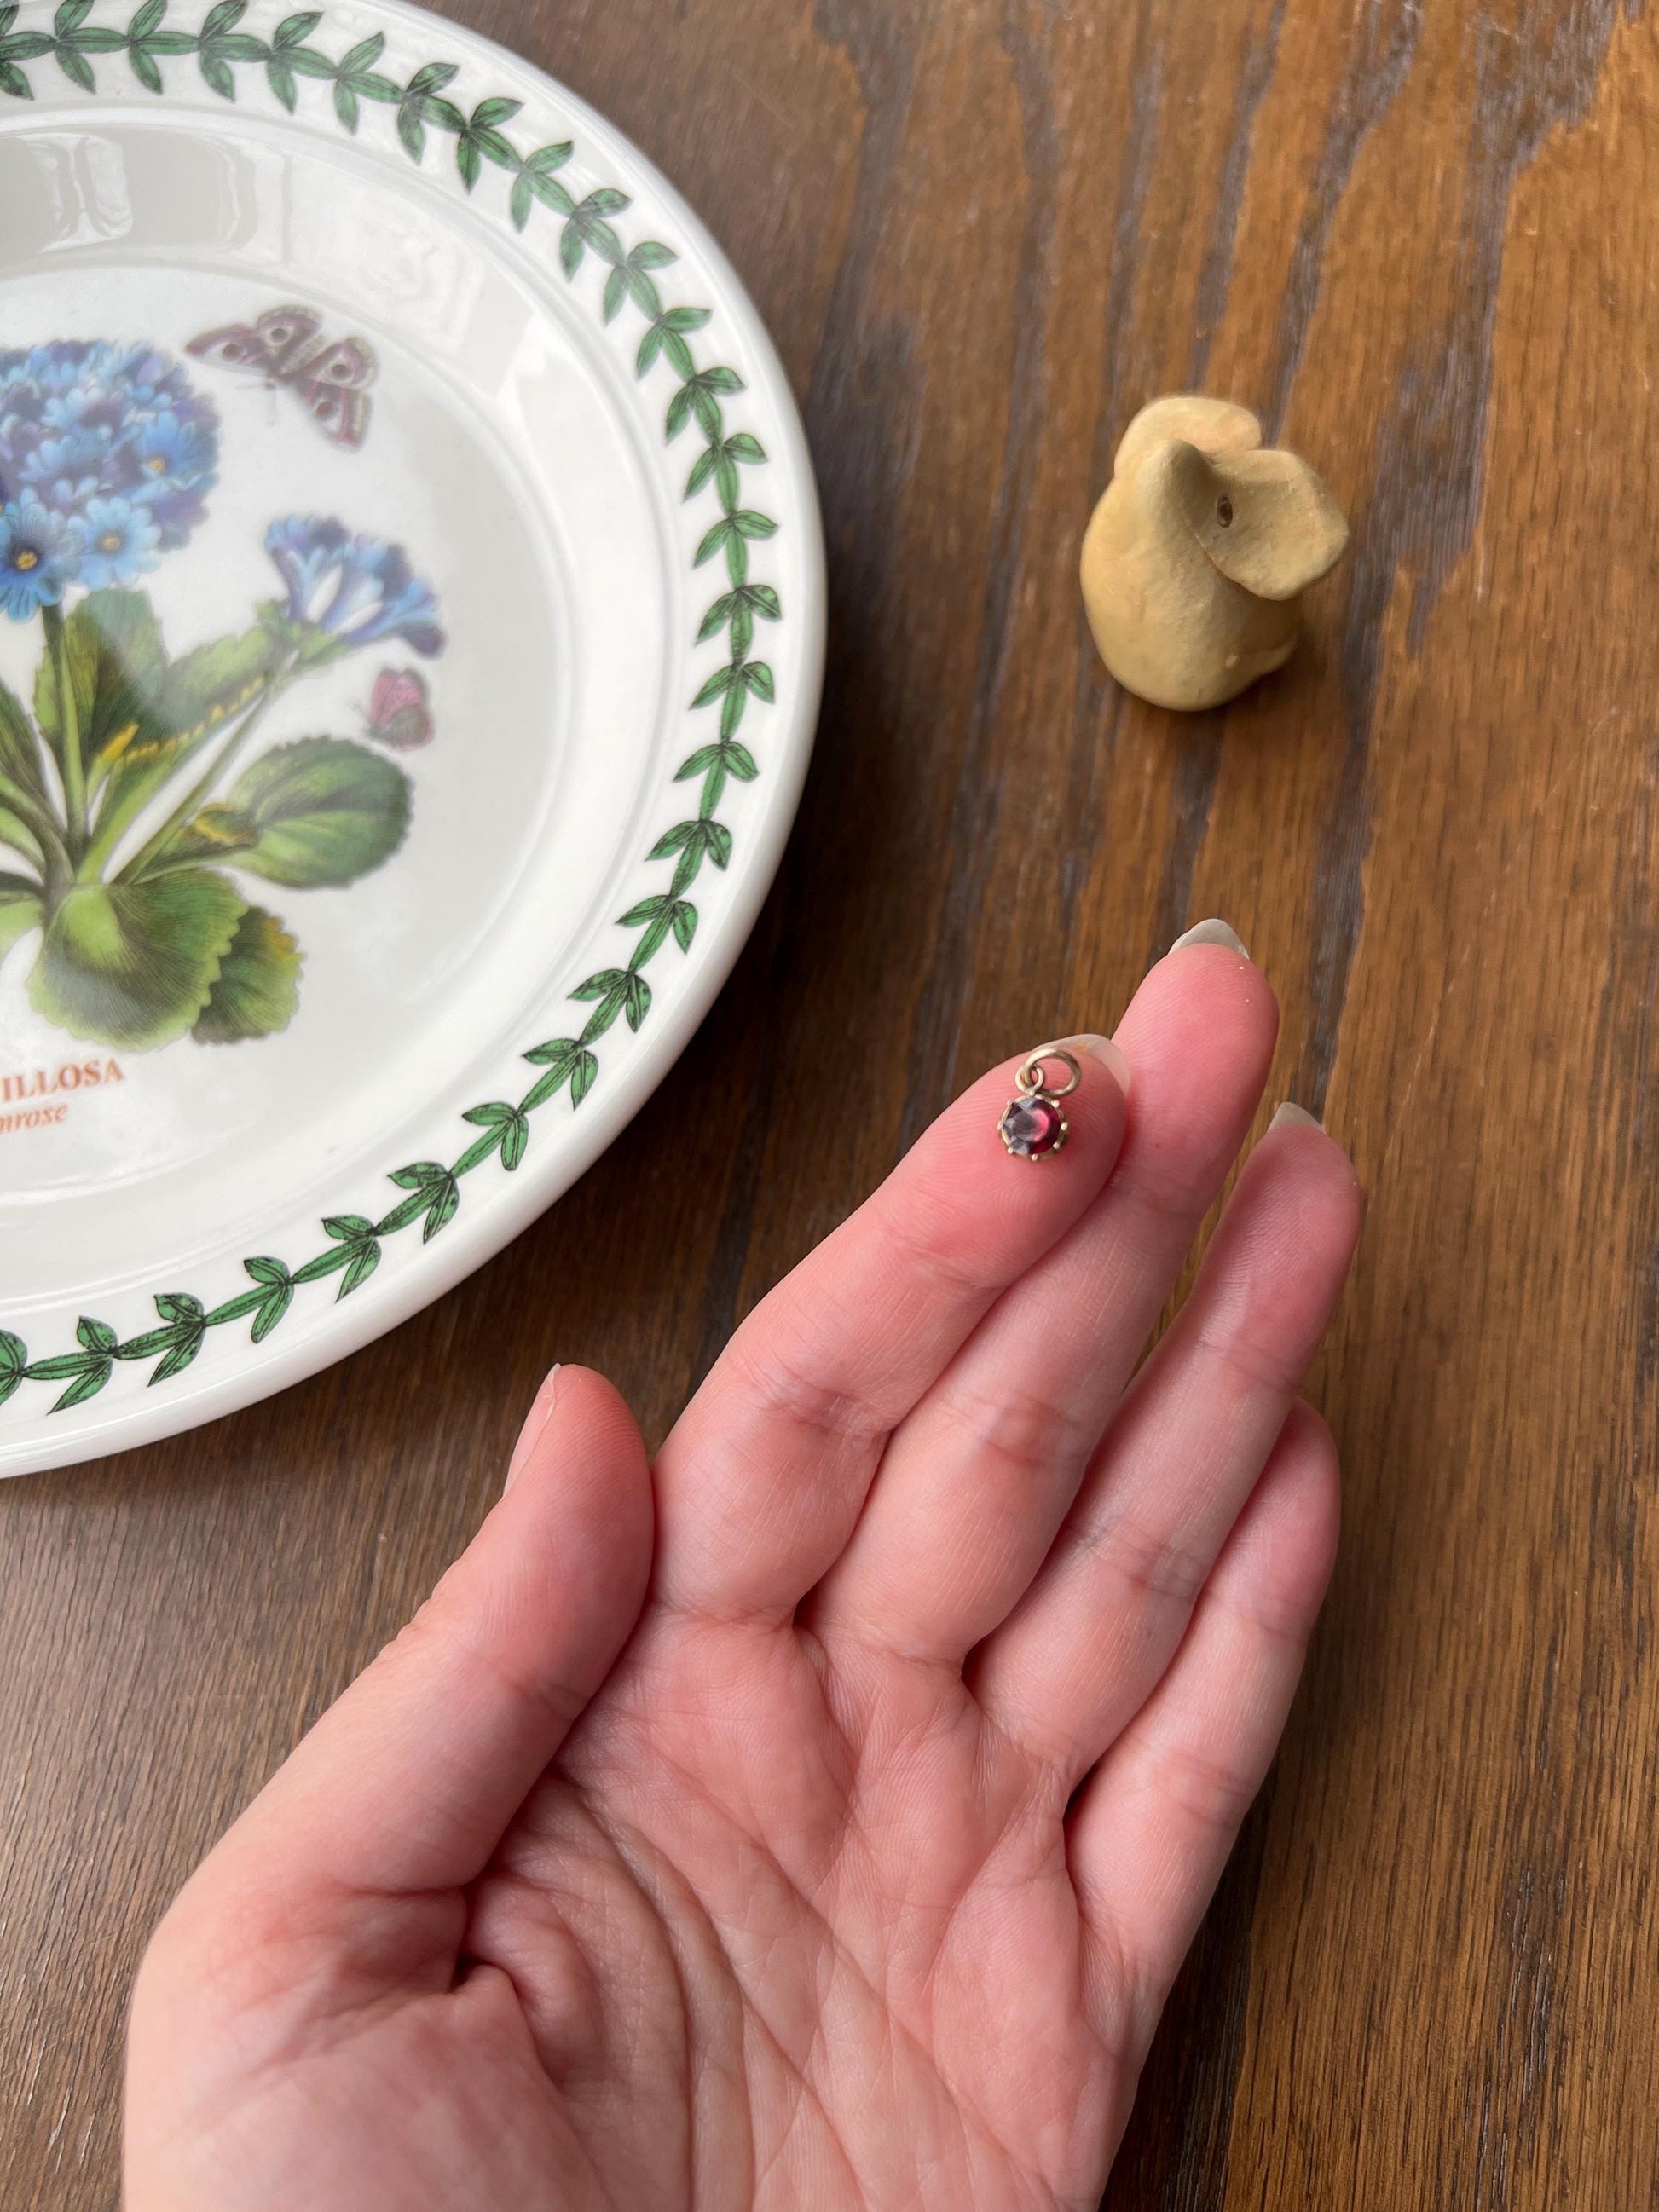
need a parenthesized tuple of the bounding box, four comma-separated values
(125, 937, 1361, 2211)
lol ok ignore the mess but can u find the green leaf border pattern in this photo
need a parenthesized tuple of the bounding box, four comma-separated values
(0, 0, 781, 1416)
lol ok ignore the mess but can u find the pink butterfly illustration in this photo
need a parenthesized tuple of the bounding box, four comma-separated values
(187, 305, 376, 448)
(362, 667, 433, 748)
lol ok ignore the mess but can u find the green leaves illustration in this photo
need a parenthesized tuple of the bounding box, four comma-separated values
(216, 736, 409, 887)
(0, 1331, 26, 1407)
(0, 877, 43, 957)
(191, 904, 302, 1043)
(0, 672, 50, 800)
(1, 575, 410, 1060)
(29, 867, 245, 1048)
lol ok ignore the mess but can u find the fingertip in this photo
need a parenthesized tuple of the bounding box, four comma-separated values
(1107, 950, 1279, 1205)
(1124, 941, 1279, 1071)
(907, 1041, 1130, 1234)
(499, 1364, 654, 1578)
(1257, 1109, 1366, 1262)
(1188, 1117, 1361, 1380)
(1264, 1106, 1366, 1217)
(1001, 1037, 1129, 1187)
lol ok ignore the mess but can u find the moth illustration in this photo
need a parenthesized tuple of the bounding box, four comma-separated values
(187, 306, 376, 448)
(362, 667, 434, 748)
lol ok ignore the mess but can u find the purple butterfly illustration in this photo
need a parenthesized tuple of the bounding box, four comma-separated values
(187, 306, 376, 448)
(362, 667, 434, 748)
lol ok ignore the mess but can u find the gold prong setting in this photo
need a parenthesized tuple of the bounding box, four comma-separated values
(997, 1046, 1081, 1161)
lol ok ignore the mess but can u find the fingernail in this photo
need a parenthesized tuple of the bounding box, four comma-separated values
(1170, 917, 1249, 958)
(1269, 1100, 1321, 1132)
(504, 1364, 561, 1493)
(1057, 1032, 1131, 1096)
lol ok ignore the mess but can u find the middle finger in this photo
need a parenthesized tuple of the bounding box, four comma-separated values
(804, 932, 1275, 1663)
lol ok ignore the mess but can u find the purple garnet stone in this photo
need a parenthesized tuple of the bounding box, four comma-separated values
(999, 1094, 1065, 1158)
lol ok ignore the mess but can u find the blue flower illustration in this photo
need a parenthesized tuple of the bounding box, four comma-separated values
(0, 341, 218, 586)
(143, 480, 212, 552)
(131, 407, 217, 493)
(0, 420, 43, 506)
(265, 516, 445, 656)
(16, 428, 105, 512)
(0, 495, 81, 618)
(76, 495, 161, 592)
(265, 513, 350, 612)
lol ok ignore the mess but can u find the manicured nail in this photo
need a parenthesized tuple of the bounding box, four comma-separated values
(1170, 916, 1249, 957)
(1269, 1100, 1321, 1132)
(504, 1364, 561, 1493)
(1058, 1032, 1131, 1096)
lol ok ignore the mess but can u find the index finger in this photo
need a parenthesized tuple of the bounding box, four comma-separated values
(652, 1037, 1132, 1623)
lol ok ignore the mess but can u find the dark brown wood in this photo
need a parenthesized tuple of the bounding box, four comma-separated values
(5, 0, 1659, 2202)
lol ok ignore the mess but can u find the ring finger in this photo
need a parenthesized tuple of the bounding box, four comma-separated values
(971, 1110, 1361, 1786)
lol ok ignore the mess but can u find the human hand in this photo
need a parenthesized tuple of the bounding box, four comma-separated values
(124, 934, 1361, 2211)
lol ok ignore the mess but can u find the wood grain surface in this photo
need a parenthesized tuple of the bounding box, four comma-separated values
(4, 0, 1658, 2202)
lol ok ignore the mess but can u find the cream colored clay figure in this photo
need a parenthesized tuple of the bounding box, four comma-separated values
(1079, 396, 1349, 712)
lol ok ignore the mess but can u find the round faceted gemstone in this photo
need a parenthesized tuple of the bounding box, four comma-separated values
(999, 1093, 1065, 1158)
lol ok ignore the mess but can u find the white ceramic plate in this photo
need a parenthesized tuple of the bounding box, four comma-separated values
(0, 0, 824, 1476)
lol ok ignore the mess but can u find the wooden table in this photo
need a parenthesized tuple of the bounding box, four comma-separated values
(6, 0, 1658, 2202)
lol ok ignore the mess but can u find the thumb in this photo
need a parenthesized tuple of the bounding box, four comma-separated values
(176, 1365, 652, 1927)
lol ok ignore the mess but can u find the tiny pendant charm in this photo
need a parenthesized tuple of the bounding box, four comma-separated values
(997, 1046, 1082, 1161)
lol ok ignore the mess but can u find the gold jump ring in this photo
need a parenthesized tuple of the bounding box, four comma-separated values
(1015, 1046, 1083, 1100)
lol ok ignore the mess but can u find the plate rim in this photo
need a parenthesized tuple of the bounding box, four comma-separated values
(0, 0, 826, 1476)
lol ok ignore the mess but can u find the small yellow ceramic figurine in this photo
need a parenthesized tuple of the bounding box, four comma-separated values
(1079, 395, 1349, 712)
